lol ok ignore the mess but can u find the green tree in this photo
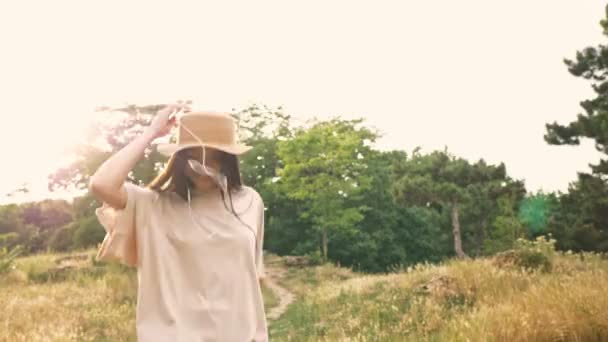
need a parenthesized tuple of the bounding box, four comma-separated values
(392, 148, 515, 258)
(0, 204, 23, 235)
(0, 205, 26, 252)
(231, 104, 315, 256)
(484, 193, 526, 254)
(276, 117, 378, 261)
(544, 6, 608, 176)
(330, 150, 449, 272)
(19, 199, 73, 253)
(543, 6, 608, 252)
(546, 175, 608, 252)
(232, 104, 294, 195)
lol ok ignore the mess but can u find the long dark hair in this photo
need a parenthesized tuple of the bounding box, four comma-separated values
(148, 147, 241, 197)
(147, 147, 256, 238)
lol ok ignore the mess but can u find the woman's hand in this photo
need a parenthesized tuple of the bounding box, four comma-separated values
(146, 101, 192, 139)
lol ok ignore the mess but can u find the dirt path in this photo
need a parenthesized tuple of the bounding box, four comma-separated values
(264, 265, 295, 320)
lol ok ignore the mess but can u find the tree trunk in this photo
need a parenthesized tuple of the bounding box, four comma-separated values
(451, 203, 467, 258)
(321, 230, 328, 261)
(476, 219, 486, 256)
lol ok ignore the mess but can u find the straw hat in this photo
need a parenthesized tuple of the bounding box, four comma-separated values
(156, 111, 253, 156)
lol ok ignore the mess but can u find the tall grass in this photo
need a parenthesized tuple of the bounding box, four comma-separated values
(271, 244, 608, 341)
(0, 249, 282, 341)
(2, 242, 607, 341)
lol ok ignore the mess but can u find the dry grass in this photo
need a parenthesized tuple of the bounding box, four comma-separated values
(2, 247, 607, 341)
(270, 251, 608, 341)
(1, 267, 138, 341)
(0, 248, 282, 342)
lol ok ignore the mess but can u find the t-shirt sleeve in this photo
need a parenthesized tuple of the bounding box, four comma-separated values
(94, 181, 156, 268)
(255, 194, 266, 280)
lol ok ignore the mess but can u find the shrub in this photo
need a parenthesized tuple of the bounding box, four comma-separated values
(72, 216, 106, 250)
(492, 235, 556, 272)
(306, 250, 324, 266)
(49, 223, 77, 252)
(0, 245, 24, 274)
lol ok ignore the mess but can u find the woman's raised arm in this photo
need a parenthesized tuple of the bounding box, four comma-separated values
(89, 102, 189, 210)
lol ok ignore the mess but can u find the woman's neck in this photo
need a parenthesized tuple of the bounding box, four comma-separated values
(191, 184, 219, 196)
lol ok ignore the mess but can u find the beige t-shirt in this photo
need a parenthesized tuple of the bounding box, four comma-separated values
(94, 181, 268, 341)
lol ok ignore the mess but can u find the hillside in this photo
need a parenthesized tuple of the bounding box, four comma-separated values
(1, 243, 607, 341)
(267, 243, 608, 341)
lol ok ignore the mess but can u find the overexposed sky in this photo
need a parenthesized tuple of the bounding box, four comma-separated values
(0, 1, 606, 204)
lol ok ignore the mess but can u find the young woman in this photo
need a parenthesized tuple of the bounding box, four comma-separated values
(89, 103, 268, 341)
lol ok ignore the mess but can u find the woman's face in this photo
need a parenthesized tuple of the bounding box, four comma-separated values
(182, 147, 223, 191)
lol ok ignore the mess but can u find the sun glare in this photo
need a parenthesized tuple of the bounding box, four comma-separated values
(0, 103, 97, 204)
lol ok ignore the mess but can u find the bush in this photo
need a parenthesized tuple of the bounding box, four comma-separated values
(515, 234, 557, 259)
(306, 250, 324, 266)
(493, 249, 552, 272)
(0, 245, 24, 274)
(0, 233, 23, 275)
(0, 232, 18, 248)
(49, 223, 77, 252)
(492, 235, 556, 272)
(72, 216, 106, 250)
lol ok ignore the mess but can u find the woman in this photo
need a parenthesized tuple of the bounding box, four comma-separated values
(89, 103, 268, 341)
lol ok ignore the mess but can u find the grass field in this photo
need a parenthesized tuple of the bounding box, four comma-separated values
(269, 249, 608, 341)
(1, 245, 607, 341)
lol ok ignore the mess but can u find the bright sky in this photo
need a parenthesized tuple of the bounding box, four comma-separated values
(0, 1, 606, 204)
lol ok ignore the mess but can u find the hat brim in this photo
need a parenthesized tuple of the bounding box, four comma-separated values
(156, 142, 253, 156)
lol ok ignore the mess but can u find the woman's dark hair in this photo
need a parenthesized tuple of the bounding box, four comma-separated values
(147, 147, 255, 237)
(148, 146, 242, 197)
